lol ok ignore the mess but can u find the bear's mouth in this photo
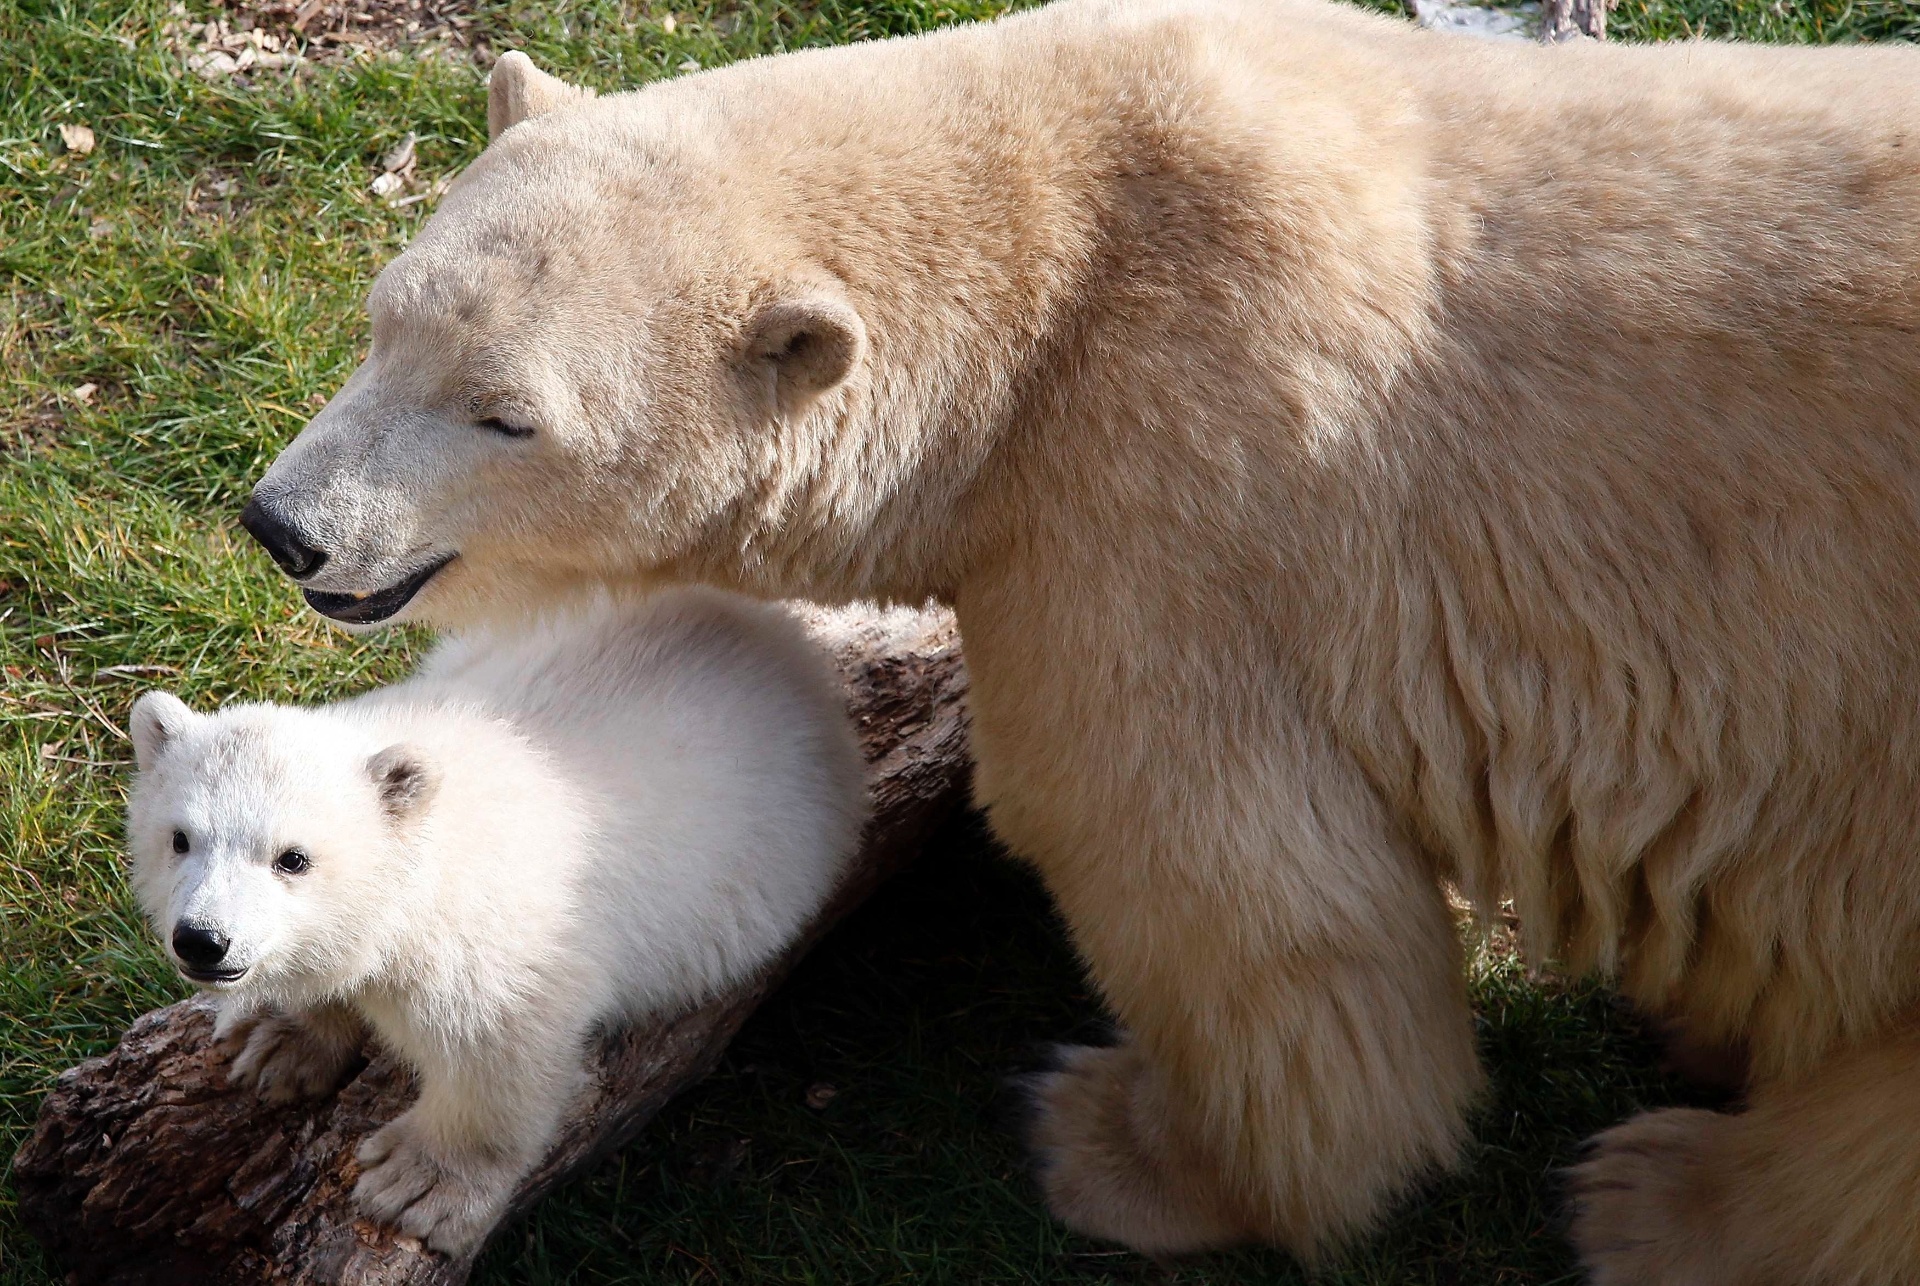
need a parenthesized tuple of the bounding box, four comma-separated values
(303, 554, 456, 624)
(180, 964, 249, 986)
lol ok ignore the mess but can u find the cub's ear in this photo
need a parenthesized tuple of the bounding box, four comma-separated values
(129, 691, 196, 772)
(487, 51, 596, 141)
(743, 288, 868, 420)
(367, 744, 441, 822)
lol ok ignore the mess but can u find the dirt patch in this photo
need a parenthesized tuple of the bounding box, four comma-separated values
(162, 0, 490, 81)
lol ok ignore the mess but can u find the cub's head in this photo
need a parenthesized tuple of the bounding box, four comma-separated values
(126, 692, 439, 1002)
(242, 51, 934, 630)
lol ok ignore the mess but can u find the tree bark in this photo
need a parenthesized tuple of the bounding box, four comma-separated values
(13, 603, 969, 1286)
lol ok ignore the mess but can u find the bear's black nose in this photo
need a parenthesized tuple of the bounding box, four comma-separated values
(239, 496, 328, 580)
(171, 923, 231, 968)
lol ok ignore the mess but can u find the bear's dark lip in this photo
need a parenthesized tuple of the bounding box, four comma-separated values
(179, 964, 249, 986)
(303, 554, 456, 624)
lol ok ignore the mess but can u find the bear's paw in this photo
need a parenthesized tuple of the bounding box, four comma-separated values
(353, 1114, 516, 1256)
(224, 1010, 363, 1104)
(1020, 1041, 1251, 1257)
(1567, 1107, 1730, 1286)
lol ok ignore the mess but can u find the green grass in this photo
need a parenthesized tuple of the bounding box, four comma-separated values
(0, 0, 1909, 1281)
(1609, 0, 1919, 41)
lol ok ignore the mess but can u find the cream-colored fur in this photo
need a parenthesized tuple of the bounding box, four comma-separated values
(127, 590, 866, 1254)
(247, 1, 1920, 1278)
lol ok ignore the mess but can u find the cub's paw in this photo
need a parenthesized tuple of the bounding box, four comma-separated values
(225, 1010, 363, 1104)
(1019, 1042, 1248, 1256)
(353, 1116, 516, 1256)
(1568, 1108, 1728, 1286)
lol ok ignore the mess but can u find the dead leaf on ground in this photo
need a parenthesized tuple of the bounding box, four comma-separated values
(57, 123, 96, 156)
(381, 131, 417, 174)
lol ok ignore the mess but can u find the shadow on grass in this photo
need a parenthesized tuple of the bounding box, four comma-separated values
(475, 812, 1718, 1286)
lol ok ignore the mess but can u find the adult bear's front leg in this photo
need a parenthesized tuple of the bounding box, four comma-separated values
(1020, 891, 1481, 1256)
(986, 702, 1485, 1257)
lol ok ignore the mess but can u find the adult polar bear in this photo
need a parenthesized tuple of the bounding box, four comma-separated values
(242, 0, 1920, 1279)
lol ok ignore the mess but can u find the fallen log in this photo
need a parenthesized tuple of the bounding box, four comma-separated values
(13, 603, 969, 1286)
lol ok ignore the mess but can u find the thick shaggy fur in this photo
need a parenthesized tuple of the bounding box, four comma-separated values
(126, 590, 866, 1252)
(247, 1, 1920, 1278)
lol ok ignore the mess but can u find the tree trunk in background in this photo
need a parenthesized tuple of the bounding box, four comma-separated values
(14, 603, 969, 1286)
(1542, 0, 1610, 40)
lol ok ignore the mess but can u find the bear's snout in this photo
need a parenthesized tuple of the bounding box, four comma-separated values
(171, 922, 232, 970)
(240, 495, 329, 581)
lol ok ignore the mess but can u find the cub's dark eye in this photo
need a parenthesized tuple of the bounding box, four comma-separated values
(171, 829, 189, 854)
(273, 848, 311, 876)
(475, 416, 534, 439)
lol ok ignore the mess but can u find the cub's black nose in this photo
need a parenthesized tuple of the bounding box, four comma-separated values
(239, 496, 328, 580)
(171, 923, 230, 968)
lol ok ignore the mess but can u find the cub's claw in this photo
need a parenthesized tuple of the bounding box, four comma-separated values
(224, 1010, 362, 1104)
(353, 1115, 517, 1256)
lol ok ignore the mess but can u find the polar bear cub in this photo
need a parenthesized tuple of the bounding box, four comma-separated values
(125, 587, 867, 1254)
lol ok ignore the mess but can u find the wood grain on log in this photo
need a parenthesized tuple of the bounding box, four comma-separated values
(13, 603, 969, 1286)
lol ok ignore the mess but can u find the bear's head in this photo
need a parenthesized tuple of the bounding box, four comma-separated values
(126, 692, 439, 1004)
(245, 49, 1025, 629)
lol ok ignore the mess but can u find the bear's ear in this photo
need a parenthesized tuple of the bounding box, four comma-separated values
(743, 288, 868, 420)
(367, 744, 441, 822)
(130, 691, 196, 771)
(487, 51, 596, 141)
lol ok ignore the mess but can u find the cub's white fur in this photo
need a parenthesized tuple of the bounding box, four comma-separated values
(126, 588, 866, 1254)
